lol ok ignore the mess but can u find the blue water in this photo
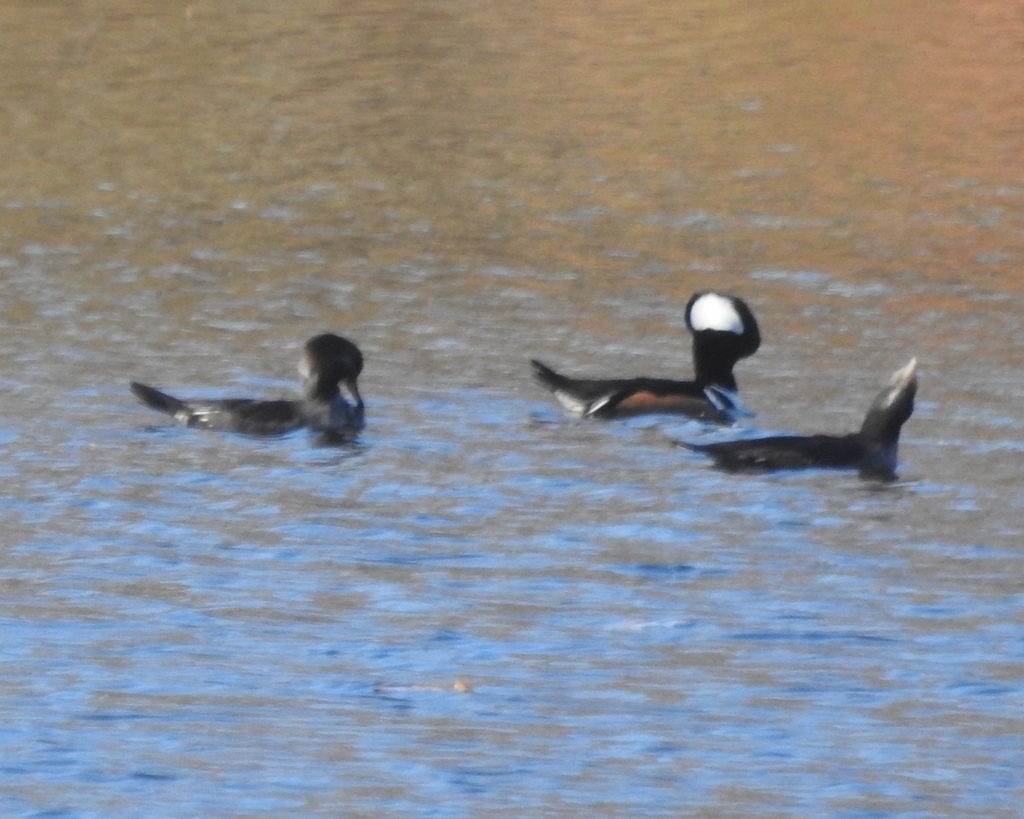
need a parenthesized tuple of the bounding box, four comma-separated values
(2, 315, 1022, 817)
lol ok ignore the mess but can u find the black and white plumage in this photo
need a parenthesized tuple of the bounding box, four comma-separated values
(130, 333, 365, 441)
(684, 358, 918, 480)
(530, 291, 761, 422)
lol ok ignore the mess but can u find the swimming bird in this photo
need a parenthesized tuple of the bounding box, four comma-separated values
(683, 357, 917, 479)
(530, 291, 761, 422)
(130, 333, 365, 440)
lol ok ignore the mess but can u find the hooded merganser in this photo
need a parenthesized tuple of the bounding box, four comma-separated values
(130, 333, 365, 440)
(530, 291, 761, 422)
(683, 358, 917, 479)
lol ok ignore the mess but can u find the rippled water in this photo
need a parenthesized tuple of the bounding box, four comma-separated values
(2, 2, 1023, 817)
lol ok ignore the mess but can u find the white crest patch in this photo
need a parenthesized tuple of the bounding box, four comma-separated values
(880, 358, 917, 409)
(689, 293, 744, 334)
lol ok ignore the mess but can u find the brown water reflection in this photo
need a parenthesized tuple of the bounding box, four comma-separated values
(3, 1, 1022, 290)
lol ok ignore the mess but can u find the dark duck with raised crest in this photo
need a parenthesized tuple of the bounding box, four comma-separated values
(530, 291, 761, 423)
(130, 333, 365, 441)
(683, 358, 918, 480)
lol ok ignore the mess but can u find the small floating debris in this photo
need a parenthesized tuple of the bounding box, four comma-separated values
(374, 678, 472, 695)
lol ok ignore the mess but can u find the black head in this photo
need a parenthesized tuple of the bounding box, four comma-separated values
(859, 358, 917, 446)
(684, 292, 761, 390)
(300, 333, 364, 404)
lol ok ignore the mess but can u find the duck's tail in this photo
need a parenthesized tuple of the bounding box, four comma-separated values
(130, 381, 187, 416)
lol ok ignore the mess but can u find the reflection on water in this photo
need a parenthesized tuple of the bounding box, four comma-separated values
(1, 1, 1023, 817)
